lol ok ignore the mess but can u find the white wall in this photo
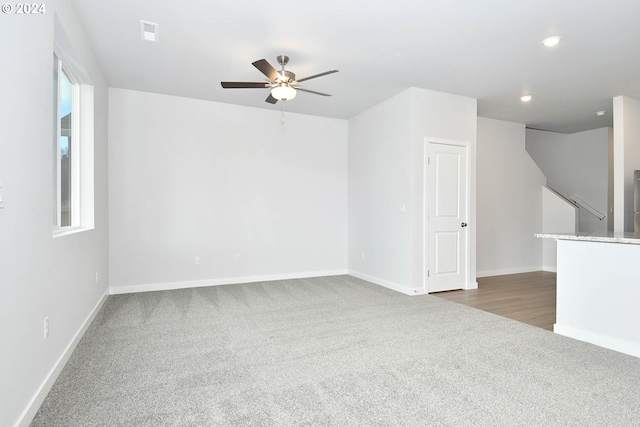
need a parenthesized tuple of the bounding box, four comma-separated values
(108, 89, 348, 292)
(613, 96, 640, 232)
(542, 187, 577, 271)
(348, 88, 476, 293)
(476, 118, 546, 277)
(347, 90, 413, 291)
(0, 1, 110, 425)
(525, 127, 611, 232)
(571, 128, 611, 232)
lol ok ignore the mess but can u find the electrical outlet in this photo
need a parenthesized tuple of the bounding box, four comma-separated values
(195, 256, 200, 265)
(235, 254, 241, 263)
(44, 317, 49, 339)
(95, 271, 99, 283)
(361, 252, 365, 260)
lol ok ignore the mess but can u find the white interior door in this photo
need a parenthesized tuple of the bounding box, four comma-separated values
(427, 141, 468, 293)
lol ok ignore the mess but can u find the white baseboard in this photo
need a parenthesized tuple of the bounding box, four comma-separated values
(554, 323, 640, 359)
(16, 290, 109, 427)
(109, 269, 349, 295)
(476, 266, 543, 278)
(348, 270, 425, 296)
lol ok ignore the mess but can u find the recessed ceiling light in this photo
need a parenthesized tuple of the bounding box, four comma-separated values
(596, 111, 606, 116)
(520, 95, 532, 102)
(542, 36, 561, 47)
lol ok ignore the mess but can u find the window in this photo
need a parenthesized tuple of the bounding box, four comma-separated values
(52, 47, 94, 236)
(53, 53, 78, 228)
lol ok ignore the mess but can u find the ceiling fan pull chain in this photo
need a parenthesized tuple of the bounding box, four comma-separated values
(281, 101, 286, 128)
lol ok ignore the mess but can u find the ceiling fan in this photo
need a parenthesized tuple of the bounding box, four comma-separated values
(221, 55, 338, 103)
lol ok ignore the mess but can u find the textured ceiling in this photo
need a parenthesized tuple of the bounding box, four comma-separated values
(73, 0, 640, 133)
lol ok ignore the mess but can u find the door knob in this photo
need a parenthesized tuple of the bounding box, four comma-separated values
(461, 222, 468, 228)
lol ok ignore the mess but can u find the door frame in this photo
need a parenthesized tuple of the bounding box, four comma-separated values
(424, 137, 473, 293)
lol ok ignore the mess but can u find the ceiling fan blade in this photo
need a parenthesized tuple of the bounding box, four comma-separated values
(252, 59, 279, 81)
(265, 93, 278, 104)
(221, 82, 269, 89)
(295, 70, 338, 83)
(295, 87, 332, 97)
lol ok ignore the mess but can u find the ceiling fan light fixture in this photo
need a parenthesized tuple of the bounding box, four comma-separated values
(271, 83, 296, 101)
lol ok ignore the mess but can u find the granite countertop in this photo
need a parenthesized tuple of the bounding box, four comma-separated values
(535, 231, 640, 245)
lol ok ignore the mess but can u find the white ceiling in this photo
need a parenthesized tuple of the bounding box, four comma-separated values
(72, 0, 640, 133)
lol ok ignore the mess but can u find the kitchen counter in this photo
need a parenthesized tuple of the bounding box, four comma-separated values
(535, 233, 640, 358)
(535, 231, 640, 245)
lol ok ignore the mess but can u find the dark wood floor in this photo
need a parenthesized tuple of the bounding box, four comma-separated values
(433, 271, 557, 331)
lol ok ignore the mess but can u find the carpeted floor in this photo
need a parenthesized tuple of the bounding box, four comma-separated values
(32, 275, 640, 426)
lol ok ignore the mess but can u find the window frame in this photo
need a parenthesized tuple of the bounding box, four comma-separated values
(53, 51, 81, 232)
(52, 43, 94, 238)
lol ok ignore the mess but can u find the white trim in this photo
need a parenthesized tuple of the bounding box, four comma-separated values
(554, 323, 640, 359)
(348, 270, 426, 296)
(422, 138, 428, 293)
(109, 269, 349, 295)
(16, 290, 109, 427)
(476, 266, 543, 278)
(54, 53, 62, 229)
(52, 225, 93, 239)
(69, 68, 81, 227)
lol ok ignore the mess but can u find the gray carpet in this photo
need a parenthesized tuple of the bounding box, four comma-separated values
(32, 275, 640, 426)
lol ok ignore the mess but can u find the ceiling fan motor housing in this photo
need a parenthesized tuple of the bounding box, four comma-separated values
(278, 70, 295, 83)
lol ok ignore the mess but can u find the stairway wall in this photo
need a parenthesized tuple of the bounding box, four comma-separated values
(476, 117, 546, 277)
(525, 127, 611, 233)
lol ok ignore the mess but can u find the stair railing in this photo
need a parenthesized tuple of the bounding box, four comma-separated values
(569, 194, 606, 221)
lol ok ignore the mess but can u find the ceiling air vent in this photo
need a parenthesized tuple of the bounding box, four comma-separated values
(140, 20, 158, 42)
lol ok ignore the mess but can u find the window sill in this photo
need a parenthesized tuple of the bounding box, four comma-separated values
(52, 225, 94, 239)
